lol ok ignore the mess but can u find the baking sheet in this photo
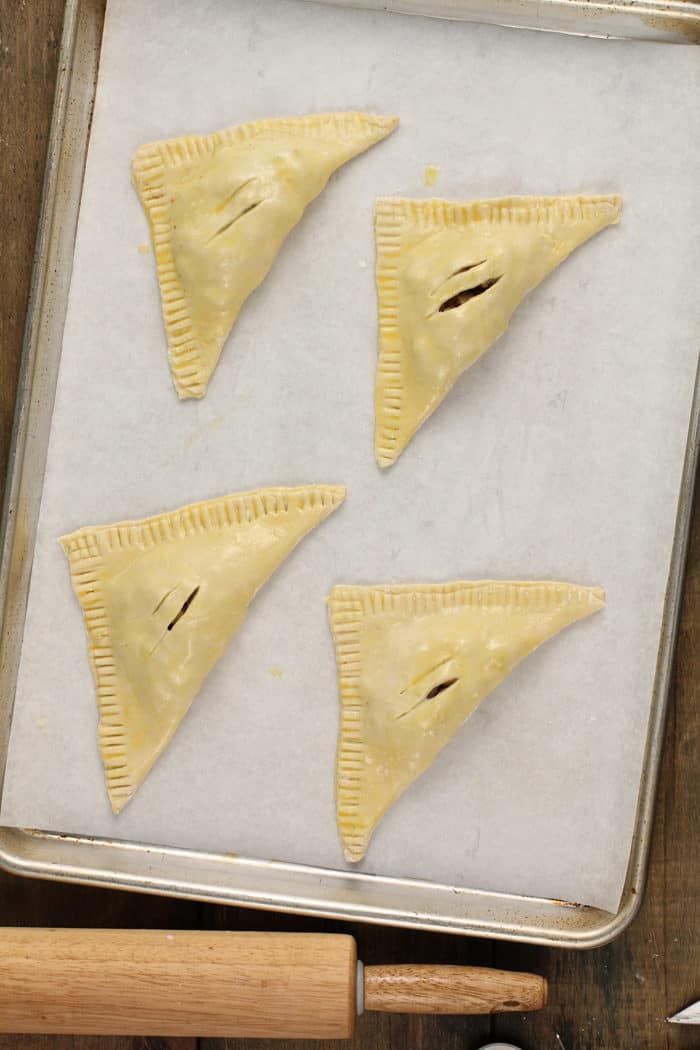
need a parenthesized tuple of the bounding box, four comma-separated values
(2, 0, 699, 915)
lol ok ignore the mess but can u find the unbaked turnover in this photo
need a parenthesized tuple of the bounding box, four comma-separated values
(374, 195, 621, 466)
(328, 579, 604, 861)
(62, 486, 345, 812)
(133, 113, 398, 398)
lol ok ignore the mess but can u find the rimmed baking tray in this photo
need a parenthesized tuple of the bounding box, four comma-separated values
(0, 0, 698, 948)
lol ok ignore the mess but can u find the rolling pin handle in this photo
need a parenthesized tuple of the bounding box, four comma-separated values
(363, 963, 548, 1015)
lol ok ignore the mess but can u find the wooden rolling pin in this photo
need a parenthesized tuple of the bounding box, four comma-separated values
(0, 928, 547, 1038)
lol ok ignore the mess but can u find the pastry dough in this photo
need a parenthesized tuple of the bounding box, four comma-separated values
(132, 112, 398, 399)
(61, 485, 345, 813)
(374, 195, 622, 467)
(328, 580, 604, 861)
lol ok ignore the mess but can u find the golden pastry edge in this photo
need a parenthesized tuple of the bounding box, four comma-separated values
(328, 579, 605, 863)
(61, 484, 346, 814)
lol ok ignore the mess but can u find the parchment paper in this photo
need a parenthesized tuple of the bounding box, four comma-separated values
(2, 0, 699, 914)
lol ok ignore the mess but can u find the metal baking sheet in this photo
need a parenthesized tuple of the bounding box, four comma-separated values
(0, 0, 698, 946)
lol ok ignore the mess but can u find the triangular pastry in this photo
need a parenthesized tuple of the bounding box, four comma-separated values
(132, 112, 398, 399)
(374, 194, 622, 466)
(328, 580, 604, 861)
(61, 485, 345, 813)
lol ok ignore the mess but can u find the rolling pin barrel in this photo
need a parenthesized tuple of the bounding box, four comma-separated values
(0, 928, 547, 1038)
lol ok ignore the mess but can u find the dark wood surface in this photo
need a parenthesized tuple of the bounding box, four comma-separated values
(0, 2, 698, 1047)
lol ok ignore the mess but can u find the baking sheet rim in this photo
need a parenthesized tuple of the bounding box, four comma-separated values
(0, 0, 697, 947)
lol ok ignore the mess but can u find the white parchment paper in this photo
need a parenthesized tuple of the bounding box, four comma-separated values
(2, 0, 699, 914)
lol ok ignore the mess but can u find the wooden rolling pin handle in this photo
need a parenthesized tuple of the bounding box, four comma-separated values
(0, 929, 547, 1037)
(363, 963, 548, 1015)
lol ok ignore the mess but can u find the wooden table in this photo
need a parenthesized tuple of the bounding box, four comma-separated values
(1, 3, 698, 1047)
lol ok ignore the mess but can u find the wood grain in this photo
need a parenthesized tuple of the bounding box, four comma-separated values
(0, 0, 60, 499)
(1, 2, 699, 1049)
(0, 930, 357, 1039)
(364, 964, 547, 1015)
